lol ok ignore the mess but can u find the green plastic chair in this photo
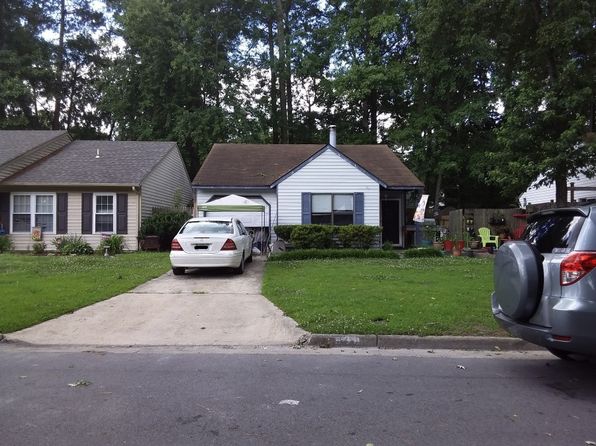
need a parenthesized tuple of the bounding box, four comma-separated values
(478, 227, 499, 248)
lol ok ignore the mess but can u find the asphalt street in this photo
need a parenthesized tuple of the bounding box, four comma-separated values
(1, 345, 595, 446)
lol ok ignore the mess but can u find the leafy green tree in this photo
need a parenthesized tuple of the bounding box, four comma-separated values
(46, 0, 106, 135)
(0, 0, 52, 129)
(101, 0, 254, 175)
(488, 0, 596, 204)
(390, 0, 502, 209)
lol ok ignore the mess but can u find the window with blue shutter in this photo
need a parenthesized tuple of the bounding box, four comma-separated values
(354, 192, 364, 224)
(301, 193, 311, 224)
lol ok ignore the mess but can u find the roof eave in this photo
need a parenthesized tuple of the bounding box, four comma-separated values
(193, 184, 273, 190)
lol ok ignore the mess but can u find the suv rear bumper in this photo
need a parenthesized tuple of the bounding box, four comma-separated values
(491, 293, 596, 356)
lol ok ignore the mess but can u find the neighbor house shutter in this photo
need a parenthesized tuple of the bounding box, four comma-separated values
(116, 193, 128, 234)
(56, 193, 68, 234)
(301, 193, 311, 224)
(354, 193, 364, 224)
(0, 192, 10, 234)
(81, 193, 93, 234)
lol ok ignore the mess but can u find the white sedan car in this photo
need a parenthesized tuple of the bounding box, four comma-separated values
(169, 217, 253, 275)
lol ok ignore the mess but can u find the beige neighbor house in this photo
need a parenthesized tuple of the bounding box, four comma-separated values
(0, 130, 192, 251)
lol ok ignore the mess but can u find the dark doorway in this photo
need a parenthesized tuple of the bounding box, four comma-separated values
(381, 200, 400, 245)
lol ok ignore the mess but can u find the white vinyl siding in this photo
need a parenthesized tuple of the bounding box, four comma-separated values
(195, 189, 277, 229)
(140, 147, 193, 219)
(520, 173, 596, 207)
(9, 191, 140, 251)
(277, 148, 380, 226)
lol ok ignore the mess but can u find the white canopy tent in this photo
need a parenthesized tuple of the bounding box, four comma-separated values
(197, 194, 270, 253)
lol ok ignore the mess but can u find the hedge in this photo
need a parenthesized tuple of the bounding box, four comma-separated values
(273, 224, 382, 249)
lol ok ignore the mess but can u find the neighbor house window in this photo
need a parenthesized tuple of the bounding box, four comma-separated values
(11, 193, 55, 233)
(94, 194, 115, 233)
(311, 194, 353, 225)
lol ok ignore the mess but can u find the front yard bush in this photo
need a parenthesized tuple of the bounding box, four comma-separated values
(290, 224, 336, 249)
(98, 234, 125, 255)
(273, 225, 295, 242)
(52, 235, 94, 255)
(269, 248, 401, 261)
(337, 224, 381, 248)
(139, 210, 191, 250)
(402, 247, 443, 258)
(0, 235, 12, 253)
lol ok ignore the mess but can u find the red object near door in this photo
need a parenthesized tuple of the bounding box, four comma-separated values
(444, 240, 454, 251)
(457, 240, 465, 250)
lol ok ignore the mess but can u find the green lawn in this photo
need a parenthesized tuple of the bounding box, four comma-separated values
(0, 252, 170, 333)
(262, 257, 504, 336)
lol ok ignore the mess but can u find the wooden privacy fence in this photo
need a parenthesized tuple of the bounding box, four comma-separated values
(448, 208, 526, 239)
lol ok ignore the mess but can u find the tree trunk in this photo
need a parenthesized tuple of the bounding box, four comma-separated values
(267, 12, 279, 143)
(275, 0, 288, 143)
(433, 171, 442, 219)
(369, 89, 378, 143)
(555, 173, 568, 206)
(52, 0, 66, 130)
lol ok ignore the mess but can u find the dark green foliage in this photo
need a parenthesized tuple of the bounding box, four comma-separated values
(402, 247, 443, 258)
(273, 225, 295, 242)
(337, 225, 382, 249)
(290, 224, 336, 249)
(32, 242, 46, 255)
(98, 235, 125, 255)
(382, 240, 394, 251)
(0, 236, 13, 253)
(52, 235, 94, 255)
(268, 249, 401, 262)
(139, 211, 191, 250)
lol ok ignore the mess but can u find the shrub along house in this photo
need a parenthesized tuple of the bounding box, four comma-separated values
(0, 130, 192, 251)
(194, 127, 424, 247)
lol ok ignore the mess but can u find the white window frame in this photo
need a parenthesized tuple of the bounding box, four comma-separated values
(10, 192, 57, 234)
(93, 193, 117, 234)
(311, 193, 354, 225)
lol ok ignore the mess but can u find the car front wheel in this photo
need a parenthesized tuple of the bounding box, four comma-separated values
(172, 267, 185, 276)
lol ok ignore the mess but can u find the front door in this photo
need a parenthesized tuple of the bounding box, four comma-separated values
(381, 200, 401, 245)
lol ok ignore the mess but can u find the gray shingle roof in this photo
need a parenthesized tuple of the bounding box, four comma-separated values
(4, 140, 178, 186)
(193, 143, 424, 189)
(0, 130, 68, 167)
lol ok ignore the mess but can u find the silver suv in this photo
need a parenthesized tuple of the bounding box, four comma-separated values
(492, 204, 596, 359)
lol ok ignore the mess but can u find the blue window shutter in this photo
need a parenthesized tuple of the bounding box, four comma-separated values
(354, 193, 364, 224)
(0, 192, 9, 234)
(301, 193, 311, 224)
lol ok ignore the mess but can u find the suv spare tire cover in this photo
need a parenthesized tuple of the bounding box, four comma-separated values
(493, 241, 544, 321)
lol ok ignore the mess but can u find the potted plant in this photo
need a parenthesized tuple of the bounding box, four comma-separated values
(421, 224, 437, 246)
(443, 235, 455, 251)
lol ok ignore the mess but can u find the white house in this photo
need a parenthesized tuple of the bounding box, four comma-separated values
(193, 129, 424, 247)
(519, 173, 596, 208)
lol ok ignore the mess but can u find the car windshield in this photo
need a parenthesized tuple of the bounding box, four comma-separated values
(180, 221, 234, 235)
(523, 212, 585, 254)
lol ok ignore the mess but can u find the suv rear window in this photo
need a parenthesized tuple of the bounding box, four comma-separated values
(523, 212, 585, 254)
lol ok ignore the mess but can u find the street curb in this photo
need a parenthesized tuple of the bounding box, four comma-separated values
(307, 334, 541, 351)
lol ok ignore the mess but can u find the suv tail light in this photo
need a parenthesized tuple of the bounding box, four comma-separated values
(560, 252, 596, 286)
(221, 239, 237, 251)
(171, 239, 182, 251)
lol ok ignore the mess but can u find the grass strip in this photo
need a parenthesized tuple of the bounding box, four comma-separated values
(263, 257, 503, 336)
(0, 252, 170, 333)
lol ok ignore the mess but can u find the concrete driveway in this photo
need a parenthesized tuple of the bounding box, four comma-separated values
(7, 257, 306, 347)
